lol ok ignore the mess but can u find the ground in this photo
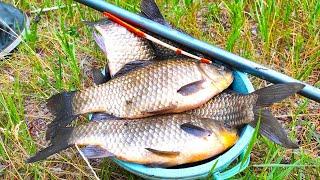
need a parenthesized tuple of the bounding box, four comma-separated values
(0, 0, 319, 179)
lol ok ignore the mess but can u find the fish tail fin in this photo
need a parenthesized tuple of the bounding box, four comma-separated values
(140, 0, 168, 25)
(249, 109, 299, 149)
(46, 91, 78, 140)
(249, 83, 305, 149)
(253, 83, 305, 107)
(27, 127, 74, 163)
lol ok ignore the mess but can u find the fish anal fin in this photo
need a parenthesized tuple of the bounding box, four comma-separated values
(145, 148, 180, 157)
(81, 145, 114, 159)
(180, 122, 212, 137)
(177, 80, 207, 96)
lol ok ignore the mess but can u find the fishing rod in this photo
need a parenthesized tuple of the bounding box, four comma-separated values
(74, 0, 320, 102)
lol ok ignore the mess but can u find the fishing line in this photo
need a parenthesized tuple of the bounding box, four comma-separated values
(75, 144, 100, 180)
(30, 4, 77, 13)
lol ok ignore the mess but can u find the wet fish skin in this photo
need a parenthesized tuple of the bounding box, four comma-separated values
(27, 84, 305, 165)
(27, 114, 238, 167)
(46, 59, 233, 139)
(90, 61, 304, 149)
(72, 59, 232, 117)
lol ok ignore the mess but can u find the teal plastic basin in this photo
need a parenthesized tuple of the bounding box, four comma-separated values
(92, 71, 255, 179)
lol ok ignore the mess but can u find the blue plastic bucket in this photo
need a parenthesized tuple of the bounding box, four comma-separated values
(92, 71, 255, 179)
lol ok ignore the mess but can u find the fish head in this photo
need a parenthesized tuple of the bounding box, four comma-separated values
(198, 62, 234, 92)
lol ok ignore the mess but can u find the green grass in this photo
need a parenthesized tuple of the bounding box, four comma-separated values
(0, 0, 319, 179)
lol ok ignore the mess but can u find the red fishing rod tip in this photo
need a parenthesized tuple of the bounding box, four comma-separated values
(200, 58, 212, 64)
(103, 12, 111, 17)
(104, 12, 115, 17)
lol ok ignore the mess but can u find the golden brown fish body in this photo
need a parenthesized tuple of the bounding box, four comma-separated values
(28, 114, 238, 167)
(28, 83, 304, 165)
(72, 59, 233, 118)
(46, 58, 233, 139)
(93, 21, 155, 76)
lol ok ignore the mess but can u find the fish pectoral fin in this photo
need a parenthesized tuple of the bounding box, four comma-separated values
(145, 148, 180, 157)
(92, 68, 111, 85)
(93, 30, 108, 55)
(177, 80, 207, 96)
(113, 60, 155, 78)
(91, 113, 121, 121)
(180, 122, 212, 137)
(81, 145, 114, 159)
(143, 104, 178, 115)
(251, 108, 299, 149)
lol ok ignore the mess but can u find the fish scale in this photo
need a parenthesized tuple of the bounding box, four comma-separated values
(69, 114, 237, 167)
(94, 22, 156, 76)
(71, 59, 233, 119)
(187, 92, 258, 126)
(28, 83, 304, 165)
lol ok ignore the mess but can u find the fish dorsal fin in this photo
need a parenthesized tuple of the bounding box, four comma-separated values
(250, 108, 299, 149)
(140, 0, 169, 26)
(177, 80, 207, 96)
(113, 60, 156, 78)
(81, 145, 114, 159)
(180, 122, 212, 137)
(91, 113, 121, 121)
(92, 68, 111, 85)
(145, 148, 180, 156)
